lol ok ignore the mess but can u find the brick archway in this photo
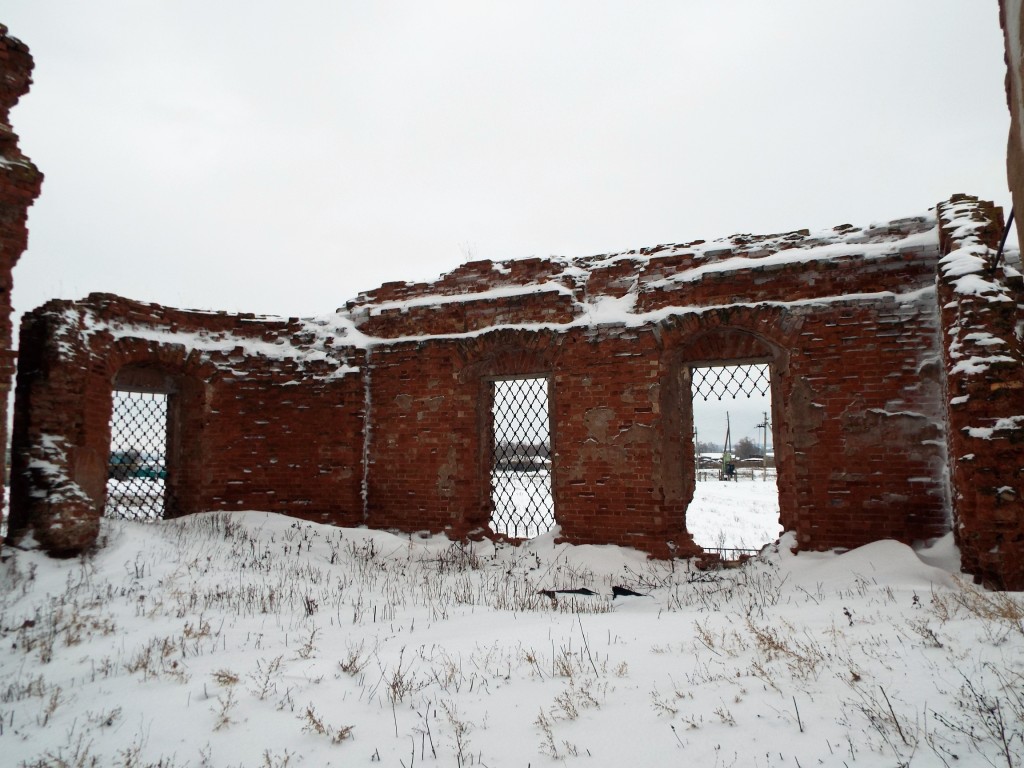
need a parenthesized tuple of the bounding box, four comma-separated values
(658, 310, 797, 549)
(103, 341, 213, 520)
(455, 327, 563, 382)
(107, 362, 207, 520)
(680, 329, 790, 549)
(456, 329, 564, 537)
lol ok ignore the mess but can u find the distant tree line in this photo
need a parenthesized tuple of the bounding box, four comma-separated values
(696, 437, 763, 459)
(494, 441, 551, 472)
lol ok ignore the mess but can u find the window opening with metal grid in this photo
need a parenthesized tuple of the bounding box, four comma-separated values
(691, 363, 770, 402)
(106, 391, 170, 521)
(689, 362, 780, 559)
(490, 377, 554, 538)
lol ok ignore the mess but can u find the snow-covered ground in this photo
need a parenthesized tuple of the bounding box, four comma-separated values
(687, 476, 782, 553)
(2, 512, 1022, 767)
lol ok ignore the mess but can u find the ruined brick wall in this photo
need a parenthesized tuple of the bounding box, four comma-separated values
(0, 26, 43, 514)
(364, 326, 701, 557)
(11, 197, 1019, 586)
(7, 294, 364, 554)
(353, 212, 952, 557)
(936, 195, 1024, 588)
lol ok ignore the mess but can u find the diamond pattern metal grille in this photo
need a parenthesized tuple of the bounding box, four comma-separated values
(105, 391, 170, 521)
(490, 377, 554, 538)
(691, 363, 770, 401)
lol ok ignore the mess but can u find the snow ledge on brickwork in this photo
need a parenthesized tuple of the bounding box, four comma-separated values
(346, 213, 939, 313)
(937, 198, 1022, 382)
(38, 208, 954, 371)
(965, 415, 1024, 439)
(62, 306, 363, 381)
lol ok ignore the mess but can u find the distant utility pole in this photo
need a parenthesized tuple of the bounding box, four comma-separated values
(756, 411, 771, 481)
(721, 412, 733, 481)
(693, 426, 699, 480)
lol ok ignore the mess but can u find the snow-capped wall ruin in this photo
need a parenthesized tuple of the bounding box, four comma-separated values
(0, 25, 43, 515)
(8, 193, 1020, 587)
(936, 195, 1024, 588)
(7, 298, 367, 554)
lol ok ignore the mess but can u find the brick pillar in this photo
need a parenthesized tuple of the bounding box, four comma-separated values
(936, 194, 1024, 589)
(0, 26, 44, 523)
(7, 302, 104, 555)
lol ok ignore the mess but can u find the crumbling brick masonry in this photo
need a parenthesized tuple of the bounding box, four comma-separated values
(0, 25, 43, 515)
(6, 194, 1022, 587)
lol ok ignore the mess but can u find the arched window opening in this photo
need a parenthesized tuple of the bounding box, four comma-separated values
(489, 376, 554, 538)
(106, 365, 182, 521)
(688, 362, 781, 557)
(106, 390, 170, 520)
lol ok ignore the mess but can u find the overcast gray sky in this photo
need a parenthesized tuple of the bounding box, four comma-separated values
(3, 0, 1013, 333)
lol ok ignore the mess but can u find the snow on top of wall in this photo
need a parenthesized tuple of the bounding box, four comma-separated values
(109, 324, 358, 377)
(48, 208, 952, 371)
(937, 199, 1014, 303)
(361, 282, 575, 317)
(63, 305, 362, 381)
(937, 199, 1021, 391)
(646, 230, 936, 290)
(348, 214, 937, 313)
(346, 212, 938, 316)
(578, 213, 935, 268)
(939, 237, 1015, 303)
(0, 149, 38, 171)
(593, 217, 937, 272)
(330, 289, 937, 349)
(325, 211, 940, 343)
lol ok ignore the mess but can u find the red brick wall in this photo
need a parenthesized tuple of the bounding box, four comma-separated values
(363, 340, 485, 535)
(936, 195, 1024, 588)
(0, 26, 43, 517)
(8, 294, 364, 554)
(357, 294, 949, 558)
(9, 198, 1020, 587)
(350, 215, 951, 559)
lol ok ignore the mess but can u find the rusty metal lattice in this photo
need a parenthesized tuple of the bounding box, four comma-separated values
(691, 363, 770, 401)
(105, 391, 170, 521)
(490, 377, 554, 538)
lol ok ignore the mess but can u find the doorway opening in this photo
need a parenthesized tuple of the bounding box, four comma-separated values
(489, 376, 554, 538)
(106, 390, 170, 521)
(688, 362, 781, 556)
